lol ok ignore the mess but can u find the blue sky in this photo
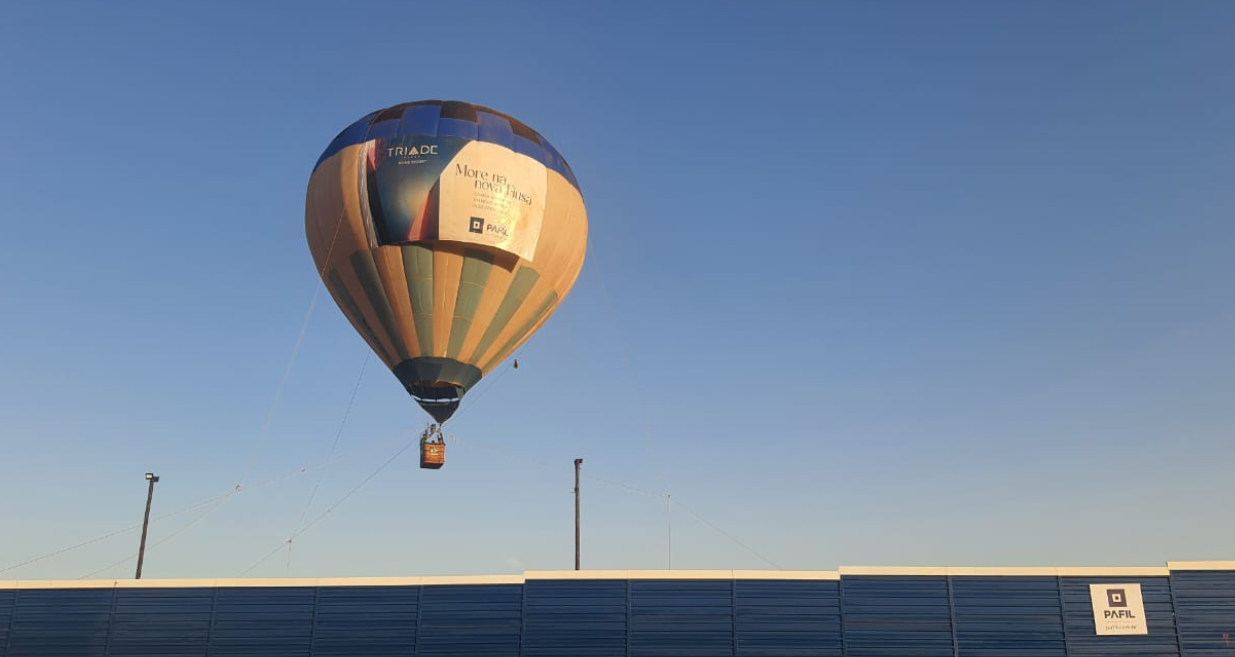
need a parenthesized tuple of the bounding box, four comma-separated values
(1, 1, 1233, 579)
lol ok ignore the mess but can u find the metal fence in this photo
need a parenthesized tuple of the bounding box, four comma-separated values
(1, 563, 1231, 656)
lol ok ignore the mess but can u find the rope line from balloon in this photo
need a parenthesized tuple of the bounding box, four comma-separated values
(586, 239, 676, 564)
(78, 491, 241, 579)
(291, 352, 370, 541)
(0, 492, 228, 577)
(71, 433, 404, 580)
(239, 437, 417, 577)
(70, 432, 409, 580)
(283, 350, 370, 575)
(235, 283, 321, 488)
(445, 430, 782, 569)
(448, 342, 530, 423)
(238, 205, 350, 488)
(0, 432, 407, 578)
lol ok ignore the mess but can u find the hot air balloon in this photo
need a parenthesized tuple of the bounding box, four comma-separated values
(305, 100, 587, 430)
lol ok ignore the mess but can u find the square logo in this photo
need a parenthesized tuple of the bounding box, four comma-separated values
(1106, 589, 1127, 608)
(469, 217, 485, 234)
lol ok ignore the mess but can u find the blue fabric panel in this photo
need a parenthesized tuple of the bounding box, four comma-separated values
(417, 584, 523, 656)
(524, 579, 628, 657)
(109, 587, 214, 656)
(1060, 577, 1179, 657)
(313, 585, 419, 657)
(735, 579, 843, 657)
(1170, 571, 1235, 657)
(316, 111, 377, 168)
(365, 119, 400, 141)
(435, 117, 479, 140)
(476, 111, 515, 150)
(541, 145, 563, 175)
(6, 588, 113, 657)
(630, 579, 734, 657)
(208, 586, 315, 656)
(311, 102, 582, 192)
(540, 143, 579, 189)
(513, 135, 548, 163)
(951, 576, 1065, 657)
(399, 103, 442, 138)
(842, 576, 955, 657)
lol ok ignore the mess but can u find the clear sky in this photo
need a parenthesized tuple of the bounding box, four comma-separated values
(1, 1, 1232, 580)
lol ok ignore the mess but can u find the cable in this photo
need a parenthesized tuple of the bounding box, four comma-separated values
(585, 241, 675, 564)
(78, 490, 241, 579)
(294, 352, 370, 533)
(77, 427, 405, 581)
(448, 430, 657, 497)
(238, 204, 350, 487)
(448, 340, 531, 422)
(670, 498, 782, 569)
(0, 491, 233, 577)
(239, 437, 416, 577)
(4, 433, 407, 579)
(283, 351, 370, 576)
(447, 428, 782, 570)
(237, 282, 322, 487)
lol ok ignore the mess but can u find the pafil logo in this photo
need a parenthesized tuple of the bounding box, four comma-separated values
(1104, 588, 1137, 619)
(469, 217, 484, 234)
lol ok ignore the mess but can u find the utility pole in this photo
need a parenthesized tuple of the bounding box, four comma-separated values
(135, 472, 159, 579)
(574, 458, 582, 570)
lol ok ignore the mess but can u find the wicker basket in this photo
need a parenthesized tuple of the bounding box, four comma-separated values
(420, 441, 445, 469)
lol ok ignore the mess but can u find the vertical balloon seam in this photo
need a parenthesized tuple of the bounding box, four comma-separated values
(330, 253, 402, 365)
(372, 246, 419, 360)
(429, 247, 463, 359)
(308, 101, 586, 423)
(447, 250, 496, 360)
(467, 267, 542, 367)
(400, 243, 436, 357)
(348, 250, 410, 362)
(324, 270, 394, 366)
(479, 291, 560, 375)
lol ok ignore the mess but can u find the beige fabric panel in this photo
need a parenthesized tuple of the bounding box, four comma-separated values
(471, 172, 587, 371)
(372, 245, 418, 360)
(543, 181, 589, 301)
(456, 254, 518, 362)
(305, 158, 345, 272)
(308, 147, 405, 367)
(308, 144, 587, 379)
(325, 273, 397, 371)
(518, 189, 589, 347)
(306, 146, 370, 273)
(430, 243, 465, 358)
(330, 262, 400, 369)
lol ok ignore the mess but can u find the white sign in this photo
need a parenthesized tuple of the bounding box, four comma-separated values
(438, 141, 547, 262)
(1089, 583, 1148, 635)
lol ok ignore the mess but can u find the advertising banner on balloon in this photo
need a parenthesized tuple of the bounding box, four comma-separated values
(360, 136, 547, 261)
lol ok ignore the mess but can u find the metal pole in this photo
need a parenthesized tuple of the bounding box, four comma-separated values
(574, 458, 582, 570)
(135, 473, 159, 579)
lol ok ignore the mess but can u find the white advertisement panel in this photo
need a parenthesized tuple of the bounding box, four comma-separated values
(1089, 583, 1148, 635)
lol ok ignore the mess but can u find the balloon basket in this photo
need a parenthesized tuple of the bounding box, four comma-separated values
(420, 441, 445, 469)
(419, 424, 446, 469)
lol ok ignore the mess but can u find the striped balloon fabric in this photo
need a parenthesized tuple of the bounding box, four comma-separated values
(305, 100, 587, 423)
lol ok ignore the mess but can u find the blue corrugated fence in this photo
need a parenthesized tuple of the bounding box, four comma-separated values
(1, 564, 1232, 656)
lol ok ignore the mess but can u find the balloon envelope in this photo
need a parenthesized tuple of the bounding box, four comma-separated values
(305, 100, 587, 423)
